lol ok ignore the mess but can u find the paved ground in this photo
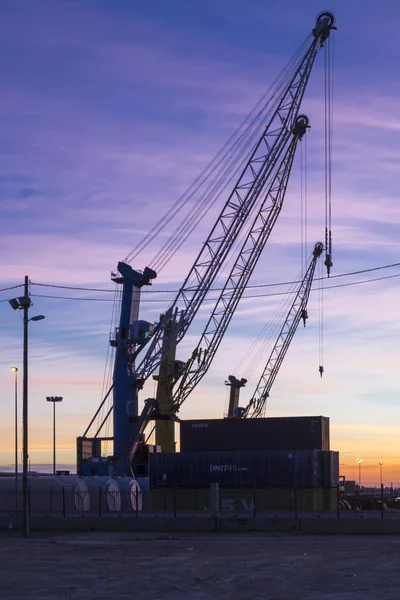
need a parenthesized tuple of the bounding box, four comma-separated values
(1, 531, 399, 599)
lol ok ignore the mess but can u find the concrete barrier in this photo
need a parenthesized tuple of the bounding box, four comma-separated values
(2, 514, 400, 534)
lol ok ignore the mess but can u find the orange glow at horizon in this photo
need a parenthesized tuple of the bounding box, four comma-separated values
(0, 418, 397, 486)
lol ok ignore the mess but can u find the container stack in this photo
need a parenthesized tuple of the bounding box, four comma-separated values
(150, 449, 339, 489)
(148, 416, 339, 499)
(180, 416, 330, 453)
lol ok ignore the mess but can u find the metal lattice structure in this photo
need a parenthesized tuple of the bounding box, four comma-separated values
(79, 11, 336, 476)
(172, 116, 310, 410)
(243, 242, 323, 419)
(133, 13, 335, 387)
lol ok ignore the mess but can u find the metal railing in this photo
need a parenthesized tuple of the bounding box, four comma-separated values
(0, 487, 399, 519)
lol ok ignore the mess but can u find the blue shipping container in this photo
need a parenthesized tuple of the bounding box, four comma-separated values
(149, 449, 329, 488)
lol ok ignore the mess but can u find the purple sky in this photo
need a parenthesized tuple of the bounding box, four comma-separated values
(1, 1, 400, 483)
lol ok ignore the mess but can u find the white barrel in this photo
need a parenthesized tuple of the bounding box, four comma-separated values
(0, 475, 90, 514)
(84, 477, 121, 512)
(116, 477, 142, 512)
(57, 475, 90, 512)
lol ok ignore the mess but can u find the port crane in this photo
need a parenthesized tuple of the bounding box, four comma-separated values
(95, 114, 310, 478)
(170, 116, 310, 413)
(226, 241, 323, 419)
(77, 11, 336, 477)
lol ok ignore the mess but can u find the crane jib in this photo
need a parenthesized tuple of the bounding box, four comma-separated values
(80, 12, 336, 476)
(172, 120, 310, 409)
(244, 242, 323, 418)
(134, 15, 335, 386)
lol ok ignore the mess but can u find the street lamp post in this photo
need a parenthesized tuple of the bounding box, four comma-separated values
(357, 458, 362, 489)
(379, 461, 383, 487)
(9, 276, 45, 537)
(379, 461, 384, 518)
(46, 397, 63, 475)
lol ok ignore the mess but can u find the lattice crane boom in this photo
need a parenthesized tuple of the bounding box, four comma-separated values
(132, 11, 336, 388)
(243, 241, 323, 419)
(78, 11, 336, 476)
(172, 115, 310, 410)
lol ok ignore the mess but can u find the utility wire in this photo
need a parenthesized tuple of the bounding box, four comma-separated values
(3, 263, 399, 302)
(29, 272, 400, 303)
(0, 284, 24, 293)
(27, 261, 400, 294)
(237, 263, 305, 381)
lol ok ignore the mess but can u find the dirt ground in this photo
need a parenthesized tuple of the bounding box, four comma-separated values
(1, 531, 399, 599)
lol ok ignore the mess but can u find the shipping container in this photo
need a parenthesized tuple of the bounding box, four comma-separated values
(149, 449, 326, 489)
(180, 416, 330, 452)
(319, 451, 339, 488)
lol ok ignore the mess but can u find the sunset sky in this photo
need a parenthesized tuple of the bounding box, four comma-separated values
(1, 0, 400, 486)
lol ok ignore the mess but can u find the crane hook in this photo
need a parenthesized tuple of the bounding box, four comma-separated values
(324, 254, 333, 277)
(319, 365, 324, 378)
(301, 308, 308, 327)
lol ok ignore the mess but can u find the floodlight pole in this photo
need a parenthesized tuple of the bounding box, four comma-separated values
(8, 277, 45, 537)
(46, 396, 63, 475)
(14, 369, 18, 483)
(52, 399, 56, 474)
(22, 275, 29, 538)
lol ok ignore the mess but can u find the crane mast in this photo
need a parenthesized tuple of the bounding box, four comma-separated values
(242, 241, 323, 419)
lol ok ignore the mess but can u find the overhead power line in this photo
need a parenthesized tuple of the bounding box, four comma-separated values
(27, 260, 400, 294)
(0, 284, 24, 293)
(3, 262, 400, 304)
(29, 271, 400, 303)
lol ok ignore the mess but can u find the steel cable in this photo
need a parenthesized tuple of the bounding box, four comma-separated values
(123, 36, 311, 271)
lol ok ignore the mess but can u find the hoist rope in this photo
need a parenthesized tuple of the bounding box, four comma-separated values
(244, 272, 301, 381)
(150, 126, 261, 273)
(95, 282, 119, 444)
(248, 263, 308, 379)
(123, 36, 311, 271)
(329, 33, 335, 258)
(151, 44, 310, 274)
(104, 283, 124, 451)
(324, 32, 335, 269)
(318, 254, 324, 369)
(319, 31, 335, 374)
(232, 261, 307, 382)
(300, 137, 308, 276)
(304, 134, 308, 271)
(240, 251, 316, 418)
(300, 138, 304, 273)
(324, 41, 328, 255)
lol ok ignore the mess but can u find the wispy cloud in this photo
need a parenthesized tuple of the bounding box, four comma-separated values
(1, 1, 400, 479)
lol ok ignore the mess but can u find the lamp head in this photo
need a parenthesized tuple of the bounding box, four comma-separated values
(8, 298, 20, 310)
(18, 295, 32, 308)
(30, 315, 45, 322)
(11, 366, 18, 372)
